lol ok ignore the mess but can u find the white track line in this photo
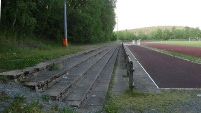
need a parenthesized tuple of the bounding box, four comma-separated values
(133, 45, 201, 90)
(126, 46, 159, 89)
(160, 88, 201, 90)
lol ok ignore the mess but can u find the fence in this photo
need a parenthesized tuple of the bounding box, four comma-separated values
(122, 43, 134, 90)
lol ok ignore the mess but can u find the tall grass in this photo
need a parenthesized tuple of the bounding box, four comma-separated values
(0, 32, 109, 73)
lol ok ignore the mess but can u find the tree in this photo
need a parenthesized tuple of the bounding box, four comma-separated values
(1, 0, 117, 44)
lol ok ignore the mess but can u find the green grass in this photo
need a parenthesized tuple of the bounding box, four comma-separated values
(0, 37, 110, 73)
(147, 46, 201, 64)
(0, 32, 111, 113)
(0, 91, 9, 101)
(3, 95, 76, 113)
(0, 76, 9, 83)
(145, 41, 201, 64)
(104, 55, 119, 113)
(154, 41, 201, 47)
(3, 95, 43, 113)
(164, 51, 201, 64)
(104, 89, 199, 112)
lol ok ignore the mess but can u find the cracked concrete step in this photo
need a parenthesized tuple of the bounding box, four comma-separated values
(0, 44, 112, 82)
(23, 44, 115, 92)
(63, 44, 120, 108)
(80, 44, 120, 112)
(42, 46, 114, 100)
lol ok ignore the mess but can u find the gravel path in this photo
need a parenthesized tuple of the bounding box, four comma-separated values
(0, 81, 74, 112)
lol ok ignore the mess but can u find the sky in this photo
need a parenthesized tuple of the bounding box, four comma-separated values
(114, 0, 201, 31)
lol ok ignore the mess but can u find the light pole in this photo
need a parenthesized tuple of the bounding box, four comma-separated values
(0, 0, 1, 20)
(63, 0, 68, 47)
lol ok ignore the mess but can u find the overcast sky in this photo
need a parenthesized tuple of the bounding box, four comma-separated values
(114, 0, 201, 31)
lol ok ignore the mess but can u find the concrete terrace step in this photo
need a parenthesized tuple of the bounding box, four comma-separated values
(0, 43, 121, 112)
(42, 46, 113, 100)
(63, 44, 120, 108)
(80, 44, 120, 112)
(0, 43, 111, 82)
(23, 44, 115, 92)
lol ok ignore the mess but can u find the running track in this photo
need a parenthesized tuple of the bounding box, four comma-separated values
(141, 42, 201, 58)
(128, 45, 201, 88)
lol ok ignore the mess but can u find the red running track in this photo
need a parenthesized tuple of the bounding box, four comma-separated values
(128, 45, 201, 88)
(141, 42, 201, 58)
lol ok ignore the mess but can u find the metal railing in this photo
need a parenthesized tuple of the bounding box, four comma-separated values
(122, 43, 134, 90)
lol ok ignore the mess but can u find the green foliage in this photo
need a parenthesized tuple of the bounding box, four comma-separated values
(104, 55, 119, 113)
(117, 26, 201, 41)
(0, 76, 9, 83)
(0, 36, 110, 72)
(3, 96, 43, 113)
(0, 91, 9, 101)
(48, 64, 60, 71)
(59, 108, 77, 113)
(1, 0, 116, 44)
(42, 94, 52, 101)
(116, 30, 138, 41)
(104, 100, 119, 113)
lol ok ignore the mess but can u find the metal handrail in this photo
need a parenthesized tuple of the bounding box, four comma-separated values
(122, 43, 134, 90)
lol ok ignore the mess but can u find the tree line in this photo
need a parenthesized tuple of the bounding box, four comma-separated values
(116, 27, 201, 41)
(0, 0, 117, 44)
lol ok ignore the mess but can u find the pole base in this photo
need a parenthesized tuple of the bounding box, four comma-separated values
(62, 38, 68, 47)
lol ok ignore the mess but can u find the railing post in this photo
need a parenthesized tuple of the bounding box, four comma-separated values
(129, 61, 134, 90)
(122, 43, 135, 90)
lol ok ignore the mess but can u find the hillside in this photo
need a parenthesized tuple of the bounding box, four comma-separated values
(124, 26, 185, 35)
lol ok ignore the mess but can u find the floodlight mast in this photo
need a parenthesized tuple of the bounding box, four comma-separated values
(63, 0, 68, 47)
(0, 0, 1, 20)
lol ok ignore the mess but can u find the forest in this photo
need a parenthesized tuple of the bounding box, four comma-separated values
(0, 0, 117, 44)
(116, 26, 201, 41)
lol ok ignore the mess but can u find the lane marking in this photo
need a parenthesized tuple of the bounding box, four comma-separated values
(128, 45, 201, 89)
(126, 45, 159, 89)
(160, 88, 201, 90)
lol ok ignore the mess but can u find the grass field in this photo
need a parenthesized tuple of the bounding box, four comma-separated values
(154, 41, 201, 47)
(104, 89, 201, 113)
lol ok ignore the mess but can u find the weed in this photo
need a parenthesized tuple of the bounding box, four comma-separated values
(51, 104, 59, 111)
(59, 108, 76, 113)
(122, 74, 128, 78)
(48, 64, 60, 71)
(3, 95, 25, 112)
(3, 96, 43, 113)
(21, 100, 43, 113)
(124, 89, 149, 97)
(104, 56, 119, 113)
(42, 94, 51, 101)
(104, 101, 119, 113)
(0, 91, 9, 101)
(0, 76, 9, 83)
